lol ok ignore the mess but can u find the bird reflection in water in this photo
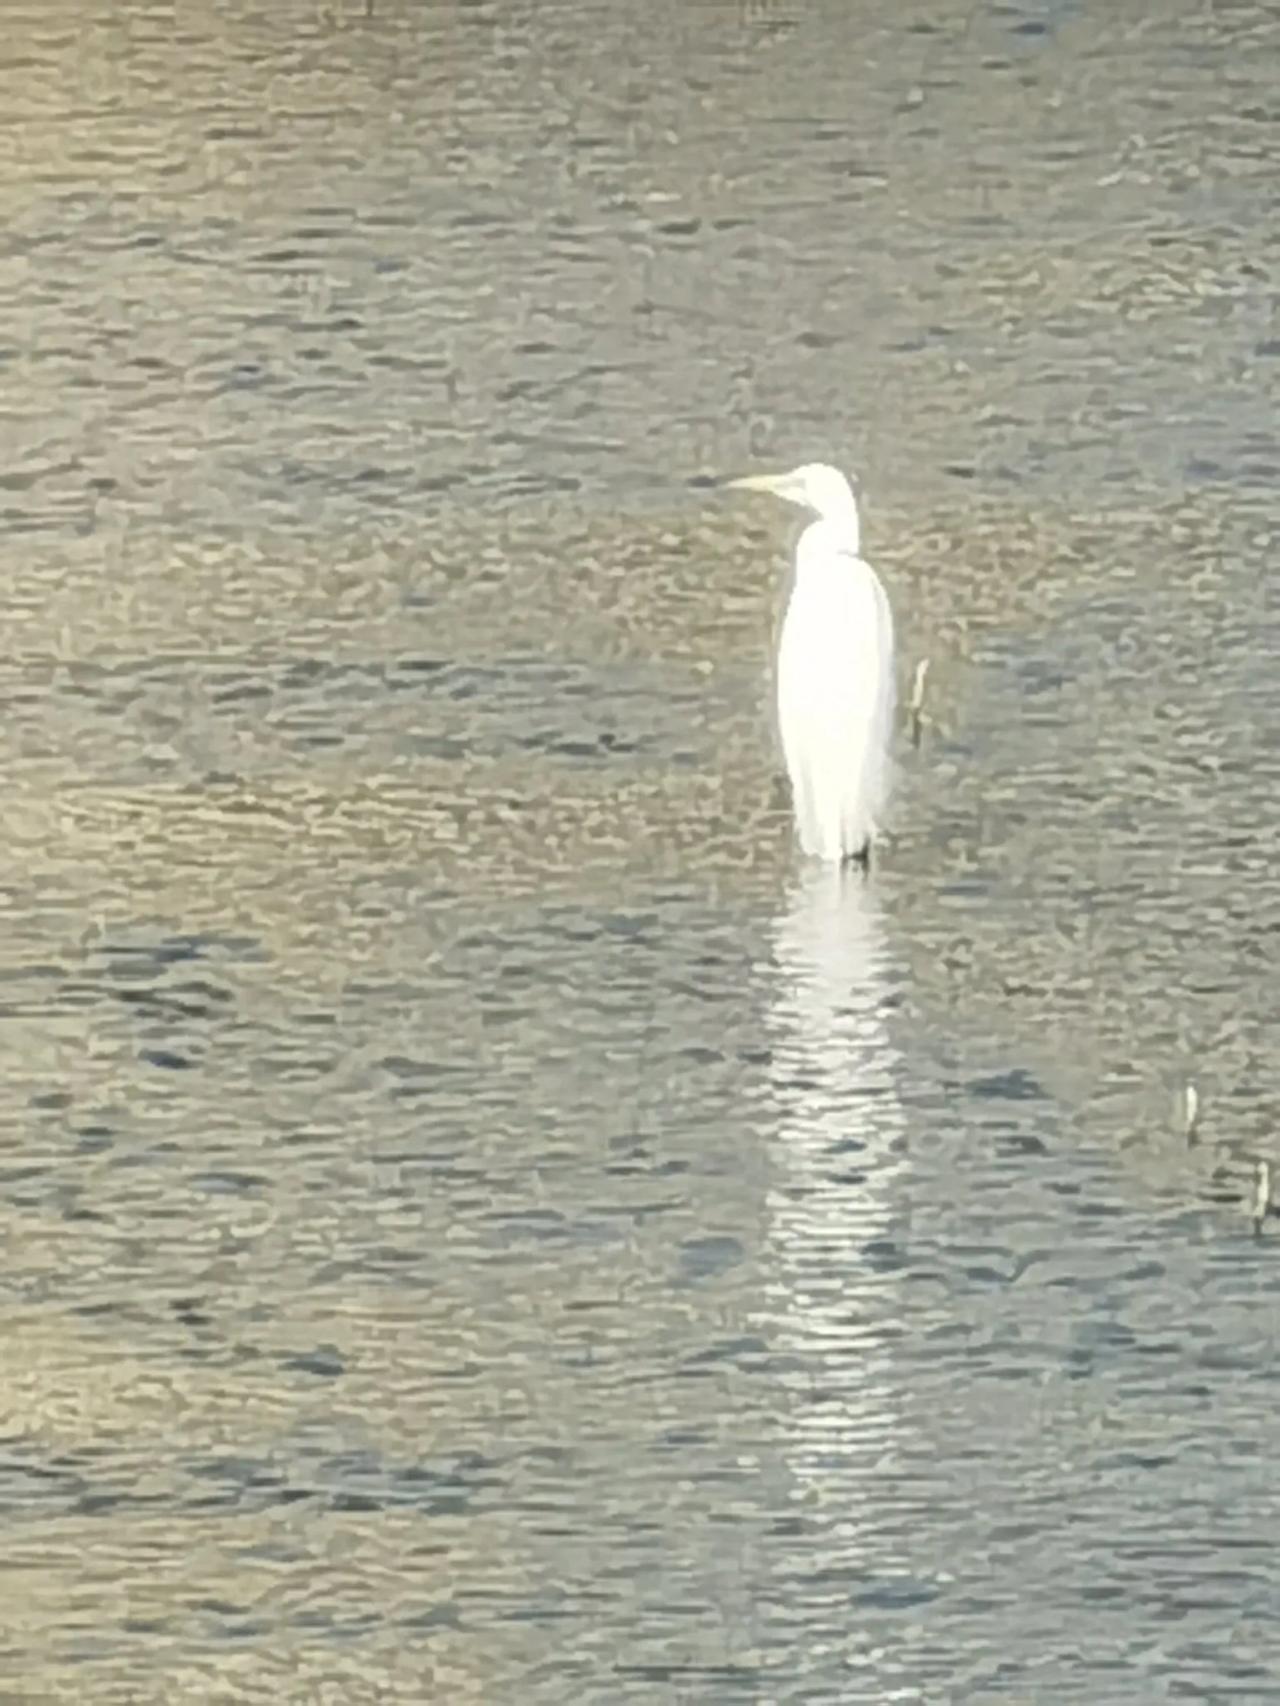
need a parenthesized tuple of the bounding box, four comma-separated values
(762, 864, 909, 1508)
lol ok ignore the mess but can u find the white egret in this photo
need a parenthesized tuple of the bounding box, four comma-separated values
(729, 462, 895, 866)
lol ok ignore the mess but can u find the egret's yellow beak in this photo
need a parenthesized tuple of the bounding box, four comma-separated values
(726, 472, 788, 496)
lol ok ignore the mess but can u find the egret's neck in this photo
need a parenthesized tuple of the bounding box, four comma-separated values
(812, 495, 860, 556)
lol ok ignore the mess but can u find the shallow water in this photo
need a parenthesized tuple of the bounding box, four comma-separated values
(2, 0, 1279, 1699)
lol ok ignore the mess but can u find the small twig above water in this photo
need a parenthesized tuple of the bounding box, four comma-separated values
(1183, 1081, 1200, 1145)
(1252, 1159, 1271, 1239)
(908, 657, 930, 750)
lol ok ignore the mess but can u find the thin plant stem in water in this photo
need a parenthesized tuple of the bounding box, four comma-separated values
(909, 657, 930, 750)
(1183, 1081, 1200, 1145)
(1251, 1159, 1271, 1239)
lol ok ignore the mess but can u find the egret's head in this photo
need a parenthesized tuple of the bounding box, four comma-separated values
(727, 461, 858, 524)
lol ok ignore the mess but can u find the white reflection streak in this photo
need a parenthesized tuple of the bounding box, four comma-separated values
(764, 865, 907, 1497)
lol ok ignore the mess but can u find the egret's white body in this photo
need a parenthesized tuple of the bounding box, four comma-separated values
(730, 463, 895, 864)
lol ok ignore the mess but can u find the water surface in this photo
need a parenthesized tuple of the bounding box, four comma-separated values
(2, 0, 1279, 1699)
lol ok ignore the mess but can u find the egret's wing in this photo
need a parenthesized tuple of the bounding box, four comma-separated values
(862, 556, 896, 817)
(830, 548, 895, 827)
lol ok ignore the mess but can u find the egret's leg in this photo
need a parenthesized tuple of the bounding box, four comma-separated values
(790, 770, 818, 858)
